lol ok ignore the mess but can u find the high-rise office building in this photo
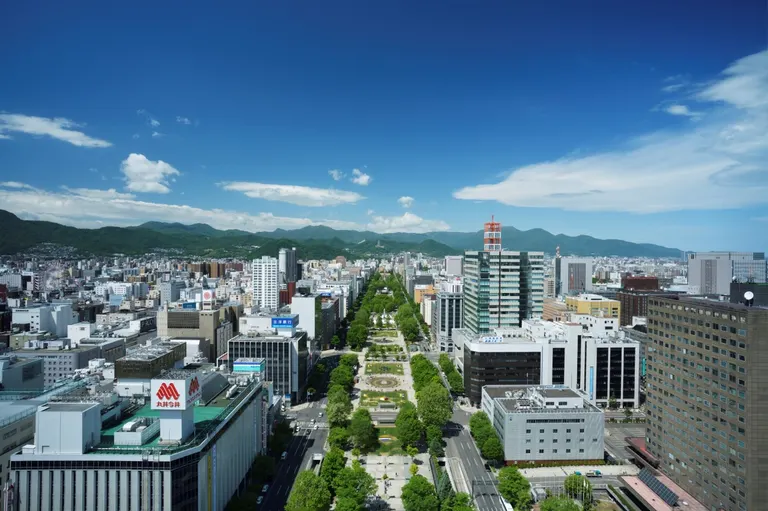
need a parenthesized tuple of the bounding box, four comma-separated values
(646, 295, 768, 511)
(278, 247, 297, 288)
(432, 290, 463, 352)
(687, 252, 767, 295)
(444, 255, 464, 276)
(252, 256, 279, 311)
(554, 256, 594, 296)
(463, 250, 544, 334)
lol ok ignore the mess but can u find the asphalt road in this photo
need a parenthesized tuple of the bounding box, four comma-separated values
(259, 424, 329, 510)
(446, 408, 505, 511)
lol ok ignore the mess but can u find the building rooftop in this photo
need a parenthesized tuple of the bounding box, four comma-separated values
(538, 387, 578, 399)
(119, 341, 184, 361)
(570, 294, 617, 302)
(486, 385, 602, 414)
(44, 402, 97, 413)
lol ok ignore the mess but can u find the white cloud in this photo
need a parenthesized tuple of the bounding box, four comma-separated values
(351, 168, 372, 186)
(454, 49, 768, 214)
(664, 104, 701, 117)
(176, 116, 192, 125)
(397, 196, 415, 208)
(697, 51, 768, 109)
(367, 209, 374, 216)
(0, 114, 111, 148)
(137, 109, 160, 128)
(151, 131, 164, 138)
(366, 212, 450, 233)
(0, 181, 36, 190)
(662, 83, 686, 93)
(328, 169, 344, 181)
(220, 182, 365, 207)
(0, 134, 11, 140)
(61, 187, 136, 200)
(120, 153, 181, 194)
(132, 133, 140, 139)
(0, 184, 364, 232)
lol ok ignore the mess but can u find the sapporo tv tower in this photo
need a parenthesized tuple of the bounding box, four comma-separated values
(483, 215, 501, 251)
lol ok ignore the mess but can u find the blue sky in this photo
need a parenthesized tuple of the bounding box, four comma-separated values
(1, 1, 767, 251)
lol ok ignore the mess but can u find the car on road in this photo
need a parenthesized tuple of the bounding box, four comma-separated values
(314, 424, 318, 430)
(262, 484, 269, 493)
(281, 451, 287, 460)
(318, 412, 323, 417)
(256, 496, 263, 505)
(586, 470, 602, 478)
(310, 418, 315, 424)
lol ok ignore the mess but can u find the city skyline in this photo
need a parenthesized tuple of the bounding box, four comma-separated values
(2, 2, 767, 252)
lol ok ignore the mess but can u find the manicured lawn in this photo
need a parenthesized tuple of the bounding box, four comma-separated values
(360, 390, 409, 408)
(373, 427, 405, 455)
(365, 363, 405, 375)
(371, 330, 398, 337)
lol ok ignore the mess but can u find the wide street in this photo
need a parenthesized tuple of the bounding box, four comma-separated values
(259, 421, 329, 510)
(446, 407, 506, 511)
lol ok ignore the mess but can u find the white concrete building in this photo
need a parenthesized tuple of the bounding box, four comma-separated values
(251, 256, 279, 311)
(687, 251, 767, 295)
(11, 304, 74, 337)
(10, 373, 268, 511)
(481, 385, 604, 464)
(554, 256, 594, 297)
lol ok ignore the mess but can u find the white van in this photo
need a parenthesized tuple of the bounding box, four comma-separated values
(281, 451, 287, 461)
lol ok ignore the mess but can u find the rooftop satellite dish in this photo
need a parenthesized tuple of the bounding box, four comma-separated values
(744, 291, 754, 301)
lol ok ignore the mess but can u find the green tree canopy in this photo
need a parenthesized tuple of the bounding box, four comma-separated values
(328, 426, 350, 450)
(469, 411, 494, 448)
(395, 402, 424, 448)
(446, 371, 464, 393)
(425, 424, 443, 445)
(339, 354, 359, 368)
(333, 460, 377, 507)
(498, 466, 532, 510)
(410, 354, 442, 392)
(330, 335, 341, 348)
(285, 470, 332, 511)
(481, 435, 504, 462)
(349, 408, 378, 451)
(417, 381, 453, 429)
(330, 365, 354, 391)
(320, 447, 346, 491)
(401, 474, 440, 511)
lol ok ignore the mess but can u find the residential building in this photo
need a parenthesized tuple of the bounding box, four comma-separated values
(431, 290, 463, 353)
(463, 250, 545, 334)
(544, 277, 555, 298)
(413, 284, 434, 304)
(252, 256, 279, 310)
(444, 256, 463, 276)
(481, 385, 604, 464)
(420, 294, 436, 328)
(159, 280, 185, 305)
(228, 331, 309, 404)
(687, 251, 767, 295)
(10, 373, 268, 511)
(565, 293, 620, 319)
(646, 295, 768, 511)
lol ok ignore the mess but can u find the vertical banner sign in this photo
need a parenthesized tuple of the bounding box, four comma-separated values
(589, 366, 595, 401)
(207, 452, 213, 511)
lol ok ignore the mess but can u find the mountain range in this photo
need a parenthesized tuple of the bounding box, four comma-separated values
(0, 210, 681, 259)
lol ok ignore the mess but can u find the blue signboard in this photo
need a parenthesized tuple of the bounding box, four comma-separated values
(271, 317, 296, 328)
(182, 302, 197, 310)
(233, 362, 263, 373)
(320, 292, 332, 297)
(589, 366, 594, 401)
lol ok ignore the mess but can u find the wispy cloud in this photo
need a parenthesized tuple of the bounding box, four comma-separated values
(220, 182, 365, 207)
(366, 212, 449, 233)
(0, 181, 36, 190)
(176, 116, 192, 125)
(328, 169, 344, 181)
(137, 109, 160, 127)
(0, 182, 364, 232)
(121, 153, 181, 194)
(454, 49, 768, 214)
(151, 131, 164, 138)
(397, 196, 415, 208)
(132, 133, 140, 139)
(664, 104, 702, 118)
(0, 114, 111, 148)
(351, 168, 372, 186)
